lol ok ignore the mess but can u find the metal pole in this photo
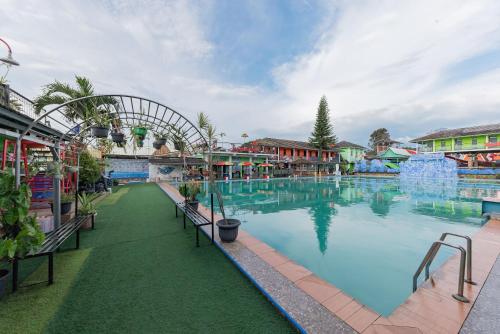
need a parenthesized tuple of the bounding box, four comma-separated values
(52, 143, 61, 229)
(75, 152, 80, 217)
(453, 247, 469, 303)
(15, 136, 21, 188)
(211, 193, 214, 243)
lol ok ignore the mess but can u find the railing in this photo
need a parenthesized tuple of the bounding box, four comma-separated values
(0, 86, 38, 119)
(413, 232, 475, 303)
(454, 144, 486, 151)
(417, 146, 433, 153)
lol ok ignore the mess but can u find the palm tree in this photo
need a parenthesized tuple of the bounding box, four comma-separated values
(198, 113, 220, 189)
(34, 75, 115, 125)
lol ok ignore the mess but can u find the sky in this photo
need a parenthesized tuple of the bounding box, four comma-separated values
(1, 0, 500, 147)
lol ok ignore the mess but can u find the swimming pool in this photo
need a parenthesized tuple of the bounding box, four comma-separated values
(199, 177, 499, 316)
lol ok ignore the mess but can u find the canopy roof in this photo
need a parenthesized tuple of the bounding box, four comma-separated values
(410, 123, 500, 142)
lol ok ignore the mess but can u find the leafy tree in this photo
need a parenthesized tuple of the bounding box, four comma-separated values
(368, 128, 391, 152)
(33, 75, 115, 124)
(78, 150, 100, 186)
(309, 96, 337, 150)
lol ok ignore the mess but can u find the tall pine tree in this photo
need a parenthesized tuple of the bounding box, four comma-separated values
(309, 95, 337, 149)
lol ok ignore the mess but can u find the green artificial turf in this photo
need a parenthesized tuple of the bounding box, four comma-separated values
(0, 249, 91, 334)
(42, 184, 296, 333)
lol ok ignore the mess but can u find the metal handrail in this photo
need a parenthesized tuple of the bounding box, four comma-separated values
(425, 233, 476, 285)
(413, 240, 470, 303)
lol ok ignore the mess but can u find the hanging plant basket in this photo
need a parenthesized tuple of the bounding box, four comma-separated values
(91, 126, 110, 138)
(111, 132, 125, 143)
(133, 127, 148, 140)
(137, 139, 144, 148)
(153, 139, 166, 149)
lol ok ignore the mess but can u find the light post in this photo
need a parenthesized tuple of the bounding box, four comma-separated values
(0, 37, 20, 78)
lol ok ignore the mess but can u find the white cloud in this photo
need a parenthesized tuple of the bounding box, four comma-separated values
(1, 0, 500, 145)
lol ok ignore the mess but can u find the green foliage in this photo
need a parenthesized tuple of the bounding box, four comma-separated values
(78, 193, 97, 215)
(60, 192, 75, 204)
(97, 138, 114, 156)
(0, 172, 45, 260)
(178, 180, 201, 201)
(309, 95, 337, 149)
(368, 128, 391, 151)
(33, 75, 116, 125)
(79, 150, 100, 185)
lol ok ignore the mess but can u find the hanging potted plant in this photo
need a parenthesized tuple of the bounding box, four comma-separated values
(132, 124, 148, 140)
(90, 110, 111, 138)
(179, 180, 201, 210)
(153, 132, 168, 149)
(77, 192, 97, 229)
(50, 192, 74, 215)
(0, 172, 45, 299)
(111, 131, 125, 144)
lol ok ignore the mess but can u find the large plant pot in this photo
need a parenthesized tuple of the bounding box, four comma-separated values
(187, 200, 199, 211)
(80, 214, 95, 229)
(0, 269, 10, 299)
(91, 126, 110, 138)
(216, 219, 241, 242)
(111, 132, 125, 143)
(50, 202, 73, 215)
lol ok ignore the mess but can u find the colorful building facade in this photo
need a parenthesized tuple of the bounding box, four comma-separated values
(411, 123, 500, 154)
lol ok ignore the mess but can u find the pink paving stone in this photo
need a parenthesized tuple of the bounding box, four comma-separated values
(336, 300, 363, 322)
(246, 241, 275, 255)
(295, 275, 340, 303)
(345, 306, 380, 333)
(322, 292, 353, 314)
(275, 261, 312, 283)
(258, 251, 290, 267)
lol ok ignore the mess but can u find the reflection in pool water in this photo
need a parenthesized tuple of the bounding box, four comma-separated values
(199, 177, 498, 316)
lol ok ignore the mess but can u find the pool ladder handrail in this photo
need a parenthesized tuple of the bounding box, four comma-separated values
(413, 233, 476, 303)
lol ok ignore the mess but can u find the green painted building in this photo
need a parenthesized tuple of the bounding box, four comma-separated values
(377, 147, 413, 163)
(334, 141, 367, 172)
(411, 123, 500, 154)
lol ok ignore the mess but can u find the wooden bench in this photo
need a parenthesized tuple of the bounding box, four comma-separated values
(175, 201, 214, 247)
(11, 215, 90, 292)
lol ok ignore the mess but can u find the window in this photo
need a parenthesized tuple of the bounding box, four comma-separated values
(471, 137, 477, 145)
(489, 135, 497, 144)
(455, 139, 462, 146)
(440, 140, 446, 148)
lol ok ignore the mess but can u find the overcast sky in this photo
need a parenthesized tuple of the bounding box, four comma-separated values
(2, 0, 500, 146)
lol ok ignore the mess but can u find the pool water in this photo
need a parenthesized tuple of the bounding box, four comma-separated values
(198, 177, 499, 316)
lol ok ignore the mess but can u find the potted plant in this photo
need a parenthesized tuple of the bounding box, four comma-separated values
(179, 180, 201, 210)
(153, 132, 168, 149)
(111, 131, 125, 144)
(132, 124, 148, 140)
(0, 172, 45, 298)
(215, 192, 241, 242)
(90, 111, 111, 138)
(77, 192, 97, 229)
(50, 192, 74, 215)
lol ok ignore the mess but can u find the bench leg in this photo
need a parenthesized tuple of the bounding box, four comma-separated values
(48, 253, 54, 285)
(196, 226, 200, 247)
(175, 206, 178, 218)
(76, 229, 80, 249)
(12, 258, 18, 292)
(183, 212, 186, 229)
(91, 214, 95, 230)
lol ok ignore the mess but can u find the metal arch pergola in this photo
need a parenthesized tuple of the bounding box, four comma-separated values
(16, 94, 209, 228)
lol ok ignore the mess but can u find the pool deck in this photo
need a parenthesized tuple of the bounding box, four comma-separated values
(158, 182, 500, 334)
